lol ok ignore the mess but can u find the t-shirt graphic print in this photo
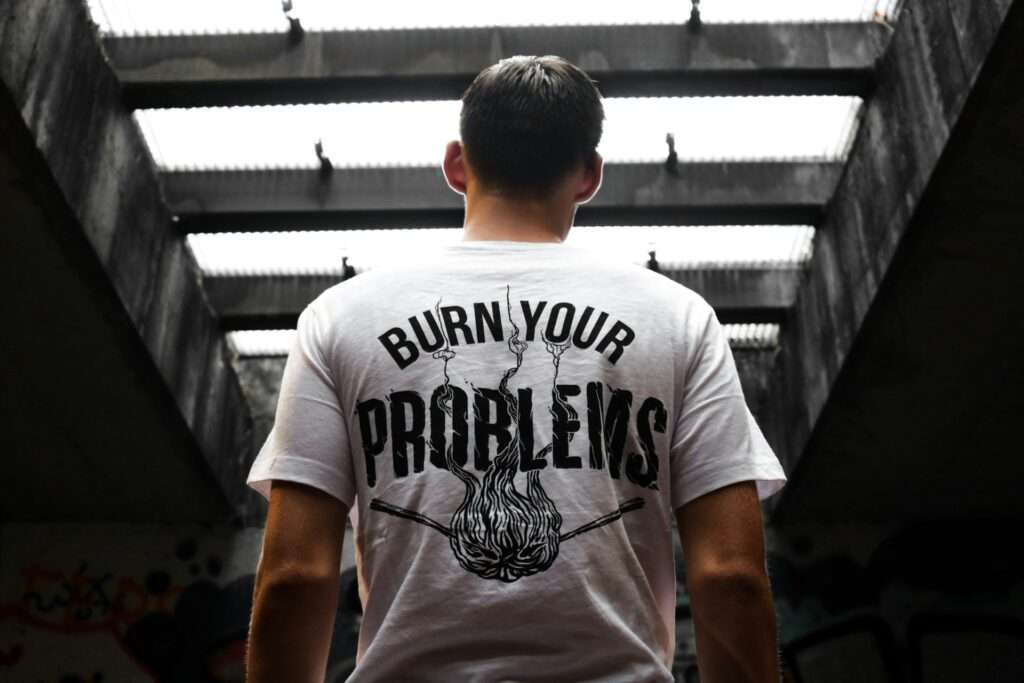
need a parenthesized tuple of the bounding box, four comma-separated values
(246, 239, 787, 683)
(364, 285, 657, 583)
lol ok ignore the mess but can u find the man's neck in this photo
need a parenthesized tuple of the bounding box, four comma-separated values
(460, 190, 574, 243)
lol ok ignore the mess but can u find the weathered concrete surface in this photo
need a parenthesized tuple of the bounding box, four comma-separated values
(166, 162, 840, 232)
(761, 0, 1021, 524)
(0, 78, 228, 521)
(734, 350, 779, 421)
(0, 0, 259, 520)
(233, 358, 289, 460)
(105, 22, 889, 107)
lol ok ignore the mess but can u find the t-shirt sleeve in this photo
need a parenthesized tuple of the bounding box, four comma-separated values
(246, 301, 356, 508)
(669, 303, 787, 510)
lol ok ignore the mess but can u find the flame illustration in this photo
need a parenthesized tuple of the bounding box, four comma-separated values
(370, 288, 643, 582)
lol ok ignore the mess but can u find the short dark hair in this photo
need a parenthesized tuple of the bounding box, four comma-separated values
(459, 55, 605, 199)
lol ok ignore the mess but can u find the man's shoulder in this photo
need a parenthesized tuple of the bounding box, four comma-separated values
(598, 258, 715, 314)
(312, 256, 422, 307)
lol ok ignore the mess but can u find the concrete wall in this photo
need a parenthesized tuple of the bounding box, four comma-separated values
(760, 0, 1018, 525)
(0, 0, 259, 522)
(769, 521, 1024, 682)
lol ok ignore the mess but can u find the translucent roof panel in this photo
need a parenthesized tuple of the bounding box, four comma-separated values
(723, 324, 780, 350)
(228, 330, 298, 357)
(229, 323, 779, 357)
(87, 0, 898, 35)
(187, 226, 815, 277)
(136, 96, 862, 170)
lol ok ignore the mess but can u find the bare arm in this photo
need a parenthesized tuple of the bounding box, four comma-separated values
(676, 480, 781, 683)
(247, 480, 349, 682)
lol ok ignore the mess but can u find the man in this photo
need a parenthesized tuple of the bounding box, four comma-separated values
(246, 55, 787, 682)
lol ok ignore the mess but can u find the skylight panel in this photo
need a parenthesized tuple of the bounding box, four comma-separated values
(228, 330, 298, 357)
(87, 0, 897, 36)
(187, 226, 815, 277)
(723, 324, 780, 349)
(136, 96, 862, 170)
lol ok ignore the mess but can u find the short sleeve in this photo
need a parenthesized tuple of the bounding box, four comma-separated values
(669, 304, 787, 509)
(246, 301, 356, 508)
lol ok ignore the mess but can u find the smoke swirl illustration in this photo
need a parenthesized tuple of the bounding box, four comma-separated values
(369, 288, 644, 582)
(444, 285, 563, 581)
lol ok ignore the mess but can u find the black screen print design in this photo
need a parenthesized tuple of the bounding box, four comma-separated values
(363, 286, 665, 583)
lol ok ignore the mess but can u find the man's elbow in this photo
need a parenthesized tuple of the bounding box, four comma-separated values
(255, 561, 339, 600)
(687, 564, 774, 603)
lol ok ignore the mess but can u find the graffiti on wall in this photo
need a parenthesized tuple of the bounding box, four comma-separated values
(0, 525, 361, 683)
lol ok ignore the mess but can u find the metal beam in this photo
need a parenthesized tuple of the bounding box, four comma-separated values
(166, 161, 839, 231)
(208, 268, 799, 330)
(107, 23, 888, 107)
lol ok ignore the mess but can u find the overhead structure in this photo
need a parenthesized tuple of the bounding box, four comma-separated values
(11, 0, 963, 525)
(105, 23, 889, 107)
(116, 9, 889, 523)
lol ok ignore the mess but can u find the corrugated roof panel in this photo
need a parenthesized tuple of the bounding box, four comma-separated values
(724, 323, 781, 349)
(136, 96, 863, 170)
(228, 330, 298, 357)
(87, 0, 898, 36)
(187, 226, 815, 277)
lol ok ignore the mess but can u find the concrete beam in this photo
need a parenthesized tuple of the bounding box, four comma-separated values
(106, 23, 889, 107)
(166, 162, 840, 231)
(0, 0, 259, 521)
(208, 268, 800, 329)
(769, 0, 1024, 524)
(759, 0, 1017, 524)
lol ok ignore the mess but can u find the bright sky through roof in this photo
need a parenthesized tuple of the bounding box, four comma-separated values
(187, 226, 815, 277)
(136, 96, 862, 170)
(87, 0, 898, 35)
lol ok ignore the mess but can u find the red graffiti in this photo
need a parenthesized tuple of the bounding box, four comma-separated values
(4, 564, 182, 634)
(0, 563, 188, 681)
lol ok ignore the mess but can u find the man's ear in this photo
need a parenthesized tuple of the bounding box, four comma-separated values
(442, 139, 468, 196)
(573, 151, 604, 205)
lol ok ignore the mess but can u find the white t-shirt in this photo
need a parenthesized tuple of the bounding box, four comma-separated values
(247, 239, 787, 682)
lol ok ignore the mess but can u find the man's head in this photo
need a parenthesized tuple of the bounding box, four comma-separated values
(443, 55, 605, 208)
